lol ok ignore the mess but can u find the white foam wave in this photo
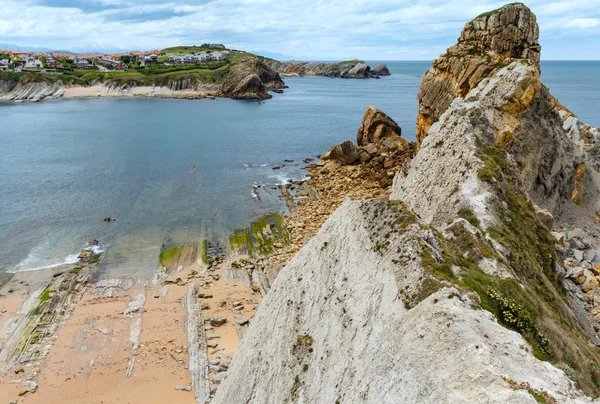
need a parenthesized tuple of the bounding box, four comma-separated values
(10, 244, 104, 273)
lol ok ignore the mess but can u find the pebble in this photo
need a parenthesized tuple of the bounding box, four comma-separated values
(175, 385, 192, 392)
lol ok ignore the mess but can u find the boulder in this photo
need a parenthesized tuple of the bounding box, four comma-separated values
(328, 140, 360, 165)
(210, 317, 227, 327)
(347, 63, 371, 78)
(357, 106, 402, 146)
(416, 3, 541, 143)
(371, 63, 391, 76)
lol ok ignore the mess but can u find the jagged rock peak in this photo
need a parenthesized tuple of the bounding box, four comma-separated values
(458, 3, 540, 63)
(357, 106, 402, 146)
(416, 3, 541, 144)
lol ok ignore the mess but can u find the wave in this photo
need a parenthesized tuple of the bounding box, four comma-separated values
(10, 244, 104, 273)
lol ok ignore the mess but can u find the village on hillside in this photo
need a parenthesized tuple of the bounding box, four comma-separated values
(0, 44, 231, 74)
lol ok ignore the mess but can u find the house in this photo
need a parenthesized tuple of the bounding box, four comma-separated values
(193, 53, 209, 62)
(144, 54, 158, 64)
(100, 56, 126, 69)
(48, 60, 63, 69)
(76, 59, 92, 69)
(23, 57, 41, 72)
(0, 59, 8, 71)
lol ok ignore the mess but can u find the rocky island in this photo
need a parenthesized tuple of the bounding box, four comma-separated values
(263, 59, 389, 78)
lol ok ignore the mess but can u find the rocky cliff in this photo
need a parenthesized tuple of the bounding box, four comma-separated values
(222, 56, 286, 100)
(263, 59, 389, 79)
(214, 4, 600, 403)
(416, 3, 541, 143)
(0, 53, 285, 102)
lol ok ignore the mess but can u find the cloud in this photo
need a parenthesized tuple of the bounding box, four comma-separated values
(1, 0, 599, 59)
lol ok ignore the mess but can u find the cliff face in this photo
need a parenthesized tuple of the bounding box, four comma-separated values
(416, 3, 541, 144)
(215, 4, 600, 403)
(263, 59, 388, 79)
(0, 81, 68, 101)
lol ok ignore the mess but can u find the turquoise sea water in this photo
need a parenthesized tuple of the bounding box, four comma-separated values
(1, 61, 598, 276)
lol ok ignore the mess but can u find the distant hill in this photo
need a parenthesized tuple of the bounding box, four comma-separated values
(0, 43, 78, 55)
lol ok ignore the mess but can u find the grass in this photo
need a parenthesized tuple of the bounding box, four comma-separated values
(475, 3, 525, 19)
(160, 44, 226, 55)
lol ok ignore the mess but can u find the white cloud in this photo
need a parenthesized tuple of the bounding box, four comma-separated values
(1, 0, 599, 59)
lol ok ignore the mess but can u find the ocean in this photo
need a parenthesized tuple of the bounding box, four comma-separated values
(1, 61, 598, 276)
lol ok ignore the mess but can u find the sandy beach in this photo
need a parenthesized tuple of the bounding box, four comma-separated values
(0, 250, 260, 403)
(62, 85, 221, 100)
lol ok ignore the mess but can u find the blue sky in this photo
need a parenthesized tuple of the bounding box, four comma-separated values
(1, 0, 599, 59)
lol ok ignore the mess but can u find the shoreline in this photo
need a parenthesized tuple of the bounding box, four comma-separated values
(0, 127, 414, 402)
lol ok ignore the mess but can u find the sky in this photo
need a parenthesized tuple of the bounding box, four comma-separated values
(0, 0, 599, 60)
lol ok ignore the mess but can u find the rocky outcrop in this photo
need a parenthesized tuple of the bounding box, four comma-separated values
(320, 106, 413, 187)
(263, 59, 385, 79)
(357, 106, 402, 145)
(0, 81, 68, 101)
(371, 63, 391, 75)
(222, 56, 285, 100)
(0, 79, 17, 93)
(326, 140, 360, 165)
(416, 3, 541, 143)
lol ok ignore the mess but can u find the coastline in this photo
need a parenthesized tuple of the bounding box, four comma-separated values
(0, 111, 411, 402)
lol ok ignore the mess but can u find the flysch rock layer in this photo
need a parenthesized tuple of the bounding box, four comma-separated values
(214, 200, 591, 404)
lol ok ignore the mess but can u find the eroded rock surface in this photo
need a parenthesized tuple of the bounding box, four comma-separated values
(214, 201, 590, 404)
(357, 106, 403, 146)
(371, 63, 391, 76)
(416, 3, 541, 143)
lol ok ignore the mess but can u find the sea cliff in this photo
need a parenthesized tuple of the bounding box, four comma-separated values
(214, 4, 600, 403)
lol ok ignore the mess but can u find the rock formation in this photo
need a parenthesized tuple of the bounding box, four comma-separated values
(215, 4, 600, 403)
(326, 140, 360, 165)
(371, 63, 391, 76)
(263, 59, 389, 79)
(416, 3, 541, 143)
(222, 56, 285, 100)
(319, 106, 413, 189)
(357, 106, 402, 145)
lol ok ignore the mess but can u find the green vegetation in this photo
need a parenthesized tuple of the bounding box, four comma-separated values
(475, 3, 524, 19)
(0, 49, 254, 89)
(88, 253, 101, 264)
(39, 287, 55, 303)
(159, 246, 182, 267)
(161, 44, 226, 55)
(412, 133, 600, 396)
(502, 377, 557, 403)
(201, 239, 208, 263)
(230, 213, 291, 256)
